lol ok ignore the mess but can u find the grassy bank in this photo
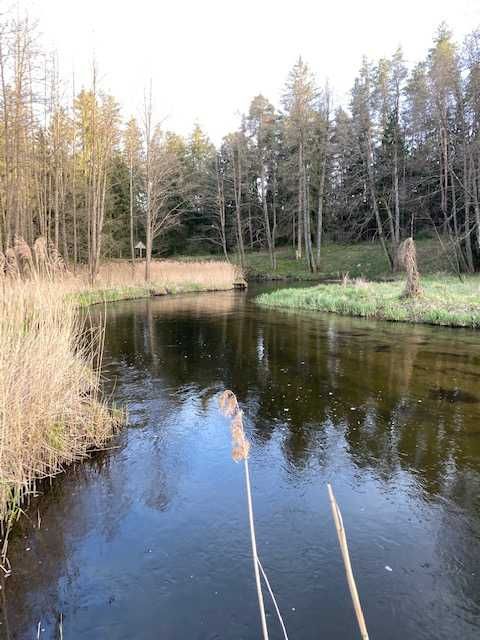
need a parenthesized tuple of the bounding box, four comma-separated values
(256, 276, 480, 328)
(235, 238, 449, 281)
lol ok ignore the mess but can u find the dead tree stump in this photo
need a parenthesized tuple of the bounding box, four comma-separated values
(397, 237, 422, 298)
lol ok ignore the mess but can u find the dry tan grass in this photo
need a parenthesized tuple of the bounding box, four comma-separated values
(96, 260, 241, 291)
(1, 237, 241, 300)
(0, 279, 121, 557)
(20, 259, 241, 303)
(328, 484, 369, 639)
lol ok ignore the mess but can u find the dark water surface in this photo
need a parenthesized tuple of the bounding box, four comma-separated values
(3, 286, 480, 639)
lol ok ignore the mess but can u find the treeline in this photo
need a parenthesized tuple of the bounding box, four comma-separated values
(1, 13, 480, 277)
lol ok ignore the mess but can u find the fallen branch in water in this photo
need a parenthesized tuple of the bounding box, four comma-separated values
(327, 483, 369, 640)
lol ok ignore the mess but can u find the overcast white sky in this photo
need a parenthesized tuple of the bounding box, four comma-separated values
(21, 0, 480, 143)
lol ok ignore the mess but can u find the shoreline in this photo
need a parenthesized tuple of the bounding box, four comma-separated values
(256, 277, 480, 329)
(73, 282, 241, 307)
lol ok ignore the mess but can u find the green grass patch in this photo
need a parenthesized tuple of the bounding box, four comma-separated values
(72, 286, 153, 307)
(176, 239, 450, 281)
(256, 276, 480, 328)
(70, 282, 222, 308)
(243, 239, 450, 281)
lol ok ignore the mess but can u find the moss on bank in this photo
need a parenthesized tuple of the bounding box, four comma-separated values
(256, 276, 480, 328)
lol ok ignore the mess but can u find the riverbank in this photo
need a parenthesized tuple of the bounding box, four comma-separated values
(0, 259, 240, 555)
(256, 276, 480, 328)
(0, 281, 122, 557)
(70, 260, 242, 306)
(176, 238, 450, 281)
(235, 238, 448, 281)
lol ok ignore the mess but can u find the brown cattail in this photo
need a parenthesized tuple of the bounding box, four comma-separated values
(219, 389, 238, 417)
(47, 241, 68, 276)
(33, 237, 48, 277)
(231, 412, 250, 462)
(5, 248, 19, 278)
(218, 390, 269, 639)
(14, 236, 34, 278)
(397, 237, 422, 298)
(219, 390, 250, 462)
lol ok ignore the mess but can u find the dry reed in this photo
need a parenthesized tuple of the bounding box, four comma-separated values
(0, 237, 241, 307)
(96, 259, 241, 291)
(0, 278, 121, 560)
(257, 558, 289, 640)
(398, 237, 422, 298)
(219, 391, 290, 640)
(219, 390, 269, 640)
(327, 483, 369, 640)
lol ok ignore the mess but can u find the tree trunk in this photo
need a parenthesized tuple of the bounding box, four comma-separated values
(261, 162, 274, 269)
(316, 149, 327, 267)
(232, 146, 245, 268)
(366, 136, 393, 270)
(296, 147, 303, 260)
(129, 160, 135, 270)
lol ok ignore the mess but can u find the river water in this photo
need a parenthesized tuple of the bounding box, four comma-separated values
(2, 286, 480, 639)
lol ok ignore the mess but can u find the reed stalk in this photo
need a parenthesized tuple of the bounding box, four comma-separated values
(219, 390, 269, 640)
(257, 557, 289, 640)
(327, 483, 369, 640)
(244, 457, 269, 640)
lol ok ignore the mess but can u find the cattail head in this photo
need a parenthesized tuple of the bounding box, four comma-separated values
(219, 389, 238, 417)
(5, 248, 19, 278)
(14, 236, 34, 278)
(47, 241, 68, 276)
(231, 411, 250, 461)
(33, 236, 48, 274)
(219, 390, 250, 462)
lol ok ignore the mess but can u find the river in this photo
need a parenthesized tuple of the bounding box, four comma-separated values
(3, 286, 480, 639)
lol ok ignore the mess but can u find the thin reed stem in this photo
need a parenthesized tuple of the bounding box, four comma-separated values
(257, 558, 289, 640)
(244, 458, 269, 640)
(327, 483, 369, 640)
(219, 389, 277, 640)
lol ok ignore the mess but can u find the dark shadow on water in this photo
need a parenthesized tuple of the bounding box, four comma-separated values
(428, 387, 479, 404)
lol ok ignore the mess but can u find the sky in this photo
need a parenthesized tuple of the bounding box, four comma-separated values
(20, 0, 480, 144)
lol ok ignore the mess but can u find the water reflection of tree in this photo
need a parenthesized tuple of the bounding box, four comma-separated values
(3, 448, 130, 637)
(9, 293, 479, 636)
(97, 293, 480, 503)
